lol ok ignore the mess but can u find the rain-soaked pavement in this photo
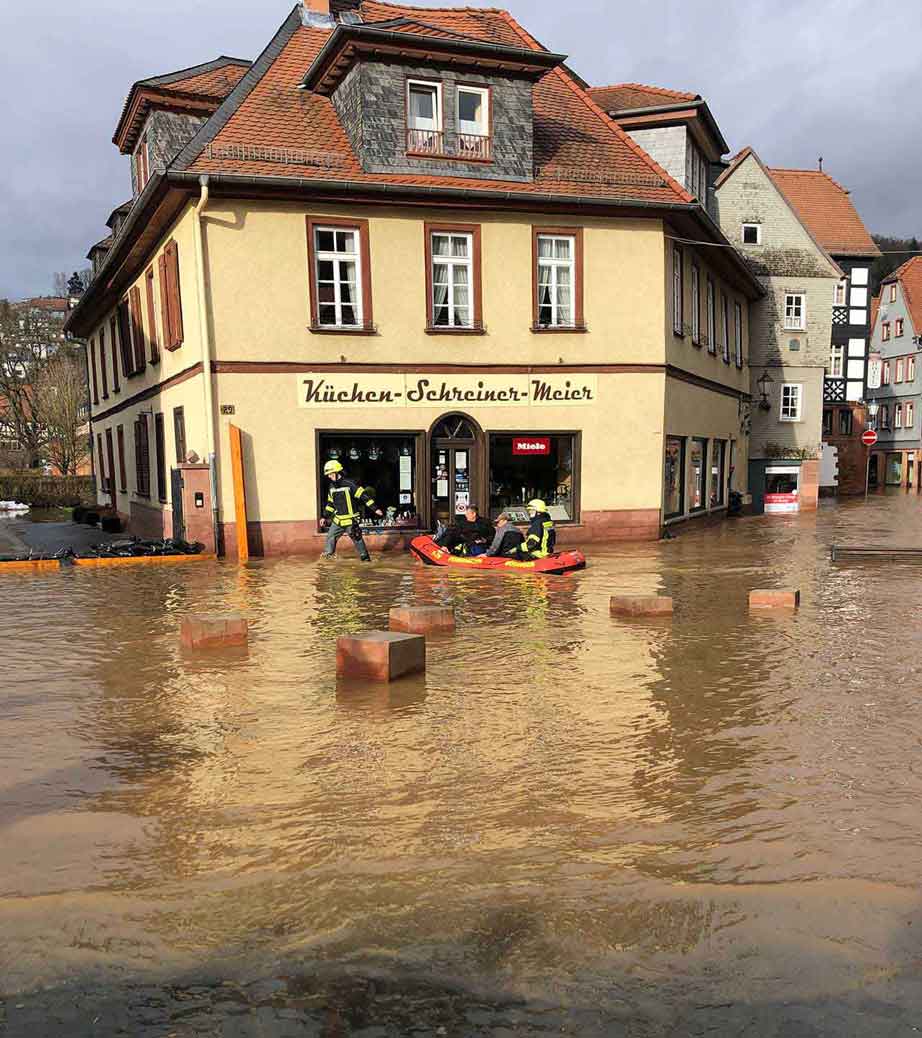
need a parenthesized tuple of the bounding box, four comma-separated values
(3, 493, 922, 1036)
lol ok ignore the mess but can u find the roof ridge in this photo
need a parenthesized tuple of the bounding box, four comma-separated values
(494, 9, 691, 204)
(769, 166, 850, 195)
(592, 81, 697, 100)
(887, 256, 922, 282)
(361, 0, 510, 12)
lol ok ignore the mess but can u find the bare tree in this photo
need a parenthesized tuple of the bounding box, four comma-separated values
(0, 300, 47, 468)
(33, 350, 89, 475)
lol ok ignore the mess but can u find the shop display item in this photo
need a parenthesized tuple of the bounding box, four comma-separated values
(410, 534, 586, 575)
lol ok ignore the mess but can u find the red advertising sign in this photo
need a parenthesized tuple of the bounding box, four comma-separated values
(513, 437, 551, 456)
(861, 429, 878, 446)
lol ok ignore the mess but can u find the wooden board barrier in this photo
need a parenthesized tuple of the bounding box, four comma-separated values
(228, 424, 249, 564)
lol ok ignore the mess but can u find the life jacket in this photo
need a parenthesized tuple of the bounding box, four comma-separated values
(523, 511, 555, 557)
(325, 478, 375, 526)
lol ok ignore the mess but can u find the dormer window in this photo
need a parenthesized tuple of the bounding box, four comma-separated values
(457, 85, 491, 160)
(407, 80, 443, 155)
(135, 133, 150, 193)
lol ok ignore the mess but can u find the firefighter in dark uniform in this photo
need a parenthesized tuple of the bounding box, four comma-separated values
(320, 460, 383, 561)
(515, 498, 556, 560)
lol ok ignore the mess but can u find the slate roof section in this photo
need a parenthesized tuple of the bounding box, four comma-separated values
(885, 256, 922, 336)
(767, 168, 880, 258)
(588, 82, 698, 113)
(180, 2, 692, 206)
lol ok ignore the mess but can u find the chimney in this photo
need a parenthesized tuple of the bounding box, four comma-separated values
(303, 0, 334, 26)
(304, 0, 330, 13)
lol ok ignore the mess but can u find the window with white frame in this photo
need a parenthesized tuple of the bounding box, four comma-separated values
(896, 317, 904, 337)
(880, 403, 890, 429)
(834, 281, 846, 305)
(895, 402, 903, 428)
(882, 321, 891, 342)
(722, 293, 730, 362)
(896, 358, 905, 383)
(889, 284, 897, 303)
(536, 234, 575, 328)
(672, 246, 684, 335)
(780, 383, 802, 421)
(734, 300, 743, 366)
(742, 223, 761, 245)
(691, 265, 701, 344)
(909, 357, 916, 381)
(431, 231, 473, 327)
(828, 343, 844, 377)
(706, 277, 716, 353)
(883, 361, 891, 384)
(784, 293, 806, 330)
(407, 80, 442, 153)
(314, 226, 362, 328)
(457, 85, 489, 138)
(907, 401, 915, 427)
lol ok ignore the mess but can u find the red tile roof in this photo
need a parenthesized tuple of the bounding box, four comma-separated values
(588, 82, 698, 113)
(162, 62, 251, 98)
(869, 293, 880, 337)
(767, 168, 880, 257)
(886, 256, 922, 337)
(185, 3, 693, 206)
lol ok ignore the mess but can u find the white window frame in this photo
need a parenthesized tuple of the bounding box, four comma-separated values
(691, 264, 701, 344)
(882, 321, 891, 342)
(784, 293, 806, 331)
(834, 281, 846, 306)
(895, 402, 903, 429)
(828, 343, 844, 378)
(889, 284, 897, 303)
(780, 383, 803, 422)
(881, 404, 890, 429)
(734, 300, 743, 367)
(742, 223, 762, 246)
(672, 246, 684, 335)
(430, 231, 474, 328)
(313, 226, 363, 329)
(883, 361, 891, 385)
(907, 401, 915, 428)
(896, 358, 905, 383)
(722, 293, 730, 362)
(706, 278, 716, 353)
(896, 318, 904, 337)
(456, 84, 489, 138)
(536, 233, 576, 329)
(909, 357, 916, 382)
(407, 79, 442, 131)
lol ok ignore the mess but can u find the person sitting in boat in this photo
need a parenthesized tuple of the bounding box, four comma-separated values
(434, 504, 494, 555)
(515, 499, 556, 560)
(485, 513, 525, 557)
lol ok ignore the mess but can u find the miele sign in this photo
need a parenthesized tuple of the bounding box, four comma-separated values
(513, 437, 551, 455)
(297, 373, 598, 408)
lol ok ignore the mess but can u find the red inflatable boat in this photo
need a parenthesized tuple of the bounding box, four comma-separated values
(410, 535, 586, 575)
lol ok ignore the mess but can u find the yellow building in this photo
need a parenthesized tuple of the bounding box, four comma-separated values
(67, 0, 761, 556)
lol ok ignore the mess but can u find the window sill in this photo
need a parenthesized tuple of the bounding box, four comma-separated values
(164, 342, 183, 352)
(531, 324, 588, 334)
(425, 325, 486, 336)
(308, 324, 377, 336)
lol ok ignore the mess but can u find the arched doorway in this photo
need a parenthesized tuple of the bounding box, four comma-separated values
(429, 413, 483, 527)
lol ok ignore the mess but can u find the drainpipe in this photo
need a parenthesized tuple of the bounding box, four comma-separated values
(192, 174, 220, 552)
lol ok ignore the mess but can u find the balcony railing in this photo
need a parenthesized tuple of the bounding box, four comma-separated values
(406, 128, 493, 161)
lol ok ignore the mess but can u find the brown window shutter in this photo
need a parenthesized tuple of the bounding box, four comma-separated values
(97, 433, 106, 490)
(89, 338, 99, 404)
(165, 240, 184, 348)
(173, 406, 186, 465)
(155, 413, 167, 502)
(129, 286, 146, 373)
(117, 425, 127, 491)
(117, 301, 134, 376)
(99, 327, 109, 398)
(145, 267, 160, 363)
(109, 317, 121, 392)
(158, 253, 172, 349)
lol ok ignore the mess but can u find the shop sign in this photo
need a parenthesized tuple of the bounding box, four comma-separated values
(513, 437, 551, 455)
(764, 465, 800, 514)
(867, 352, 882, 390)
(297, 373, 598, 409)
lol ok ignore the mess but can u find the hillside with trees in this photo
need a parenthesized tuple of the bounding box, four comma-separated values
(871, 236, 922, 295)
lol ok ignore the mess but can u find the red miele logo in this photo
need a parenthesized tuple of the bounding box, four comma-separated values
(513, 437, 551, 456)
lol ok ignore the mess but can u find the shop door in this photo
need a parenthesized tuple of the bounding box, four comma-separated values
(430, 415, 480, 527)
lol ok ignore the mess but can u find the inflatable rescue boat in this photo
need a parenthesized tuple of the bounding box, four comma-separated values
(410, 535, 586, 575)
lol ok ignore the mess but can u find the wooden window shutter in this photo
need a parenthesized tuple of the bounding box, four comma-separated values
(129, 286, 146, 374)
(155, 413, 167, 502)
(116, 425, 127, 491)
(89, 337, 99, 404)
(97, 432, 106, 489)
(165, 240, 184, 348)
(99, 327, 109, 398)
(145, 267, 160, 364)
(158, 253, 171, 351)
(109, 317, 120, 392)
(116, 301, 134, 376)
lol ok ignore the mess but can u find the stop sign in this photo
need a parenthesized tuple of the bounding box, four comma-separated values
(862, 429, 878, 447)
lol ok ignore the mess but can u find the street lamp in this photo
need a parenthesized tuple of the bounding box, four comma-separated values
(757, 369, 773, 411)
(865, 400, 880, 500)
(867, 398, 879, 431)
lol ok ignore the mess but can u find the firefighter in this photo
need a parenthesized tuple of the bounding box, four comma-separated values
(320, 460, 383, 562)
(515, 499, 556, 560)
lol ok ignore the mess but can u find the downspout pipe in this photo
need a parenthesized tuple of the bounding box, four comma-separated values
(192, 174, 220, 552)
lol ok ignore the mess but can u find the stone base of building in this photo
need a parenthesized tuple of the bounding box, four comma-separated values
(219, 508, 663, 558)
(129, 499, 172, 540)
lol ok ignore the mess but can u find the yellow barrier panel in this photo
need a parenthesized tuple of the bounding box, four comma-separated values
(228, 424, 249, 564)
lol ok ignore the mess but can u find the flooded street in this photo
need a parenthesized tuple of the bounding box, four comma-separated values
(3, 496, 922, 1036)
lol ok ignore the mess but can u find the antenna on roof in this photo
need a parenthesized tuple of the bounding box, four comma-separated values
(818, 156, 823, 172)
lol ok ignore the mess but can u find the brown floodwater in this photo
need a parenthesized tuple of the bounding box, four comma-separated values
(3, 494, 922, 1035)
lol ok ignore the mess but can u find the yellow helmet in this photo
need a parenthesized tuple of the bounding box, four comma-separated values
(527, 498, 546, 513)
(323, 460, 343, 476)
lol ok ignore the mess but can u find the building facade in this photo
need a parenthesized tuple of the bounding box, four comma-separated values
(67, 0, 760, 556)
(867, 257, 922, 487)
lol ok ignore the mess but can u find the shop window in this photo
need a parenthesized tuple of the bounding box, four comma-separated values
(664, 436, 685, 519)
(710, 440, 726, 507)
(688, 438, 707, 511)
(838, 409, 853, 436)
(886, 452, 903, 485)
(425, 224, 482, 331)
(307, 219, 371, 331)
(534, 229, 584, 330)
(764, 466, 800, 513)
(822, 409, 833, 435)
(318, 433, 421, 530)
(488, 433, 577, 522)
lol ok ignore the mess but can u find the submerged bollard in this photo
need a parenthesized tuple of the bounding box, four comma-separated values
(749, 589, 800, 610)
(180, 613, 249, 649)
(388, 605, 455, 634)
(337, 631, 426, 682)
(610, 595, 673, 618)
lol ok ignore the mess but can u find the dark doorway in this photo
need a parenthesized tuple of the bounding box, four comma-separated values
(429, 413, 481, 528)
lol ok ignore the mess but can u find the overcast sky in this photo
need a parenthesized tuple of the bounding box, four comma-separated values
(1, 0, 920, 300)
